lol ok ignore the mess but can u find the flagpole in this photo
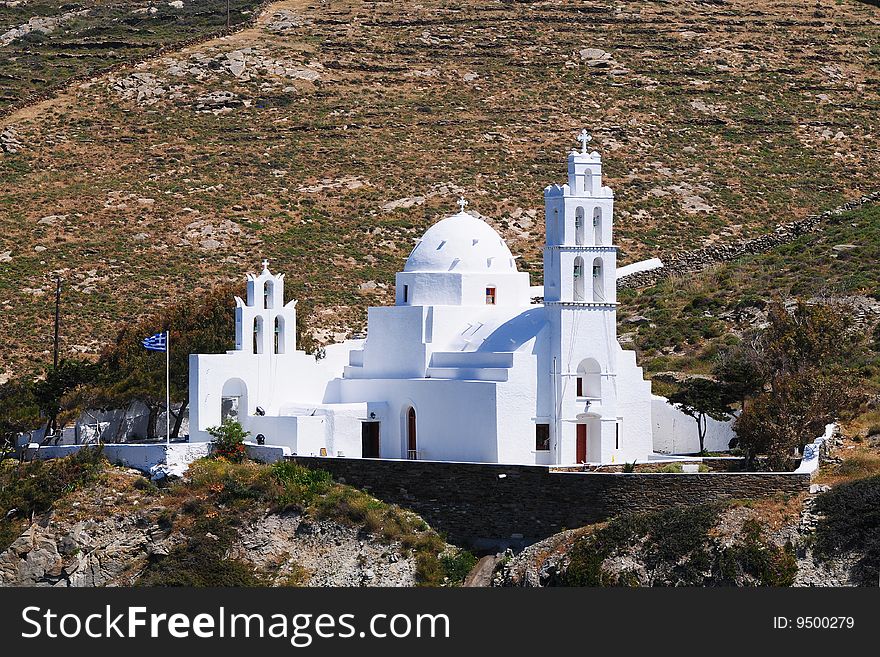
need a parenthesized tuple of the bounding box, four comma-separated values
(165, 330, 170, 446)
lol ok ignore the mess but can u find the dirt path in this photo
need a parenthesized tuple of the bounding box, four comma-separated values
(0, 0, 311, 127)
(463, 555, 498, 587)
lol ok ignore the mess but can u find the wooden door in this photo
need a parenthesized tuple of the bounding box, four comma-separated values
(361, 422, 380, 458)
(407, 407, 417, 458)
(576, 424, 587, 463)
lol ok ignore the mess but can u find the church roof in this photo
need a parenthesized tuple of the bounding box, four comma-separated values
(404, 211, 518, 274)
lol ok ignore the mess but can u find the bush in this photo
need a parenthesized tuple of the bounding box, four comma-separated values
(562, 505, 721, 586)
(813, 476, 880, 586)
(138, 517, 263, 587)
(439, 550, 478, 585)
(207, 420, 249, 463)
(0, 447, 105, 551)
(718, 519, 798, 586)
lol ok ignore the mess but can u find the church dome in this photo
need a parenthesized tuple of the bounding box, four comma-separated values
(404, 211, 518, 274)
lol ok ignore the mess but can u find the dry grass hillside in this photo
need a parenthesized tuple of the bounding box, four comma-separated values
(1, 0, 879, 377)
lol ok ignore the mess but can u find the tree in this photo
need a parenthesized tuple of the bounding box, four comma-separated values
(668, 378, 734, 454)
(0, 379, 41, 460)
(759, 299, 857, 381)
(713, 340, 765, 410)
(97, 284, 237, 441)
(733, 299, 865, 468)
(734, 370, 856, 470)
(32, 359, 98, 443)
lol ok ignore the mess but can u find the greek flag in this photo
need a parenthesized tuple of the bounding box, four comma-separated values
(142, 332, 167, 352)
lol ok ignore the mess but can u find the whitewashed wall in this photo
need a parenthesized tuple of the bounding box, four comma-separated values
(651, 395, 737, 454)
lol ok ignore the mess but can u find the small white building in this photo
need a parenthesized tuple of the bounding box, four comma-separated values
(190, 136, 660, 464)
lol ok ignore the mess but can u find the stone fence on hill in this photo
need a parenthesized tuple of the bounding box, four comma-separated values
(0, 1, 274, 123)
(288, 456, 808, 549)
(617, 191, 880, 289)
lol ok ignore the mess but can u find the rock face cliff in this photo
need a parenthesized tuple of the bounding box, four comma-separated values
(0, 459, 446, 587)
(491, 497, 864, 587)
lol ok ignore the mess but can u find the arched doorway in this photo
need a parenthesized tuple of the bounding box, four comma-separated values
(221, 378, 248, 424)
(406, 407, 418, 460)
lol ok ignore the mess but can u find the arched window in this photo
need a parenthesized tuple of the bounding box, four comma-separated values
(406, 407, 417, 460)
(592, 257, 605, 302)
(573, 256, 585, 302)
(274, 315, 285, 354)
(593, 207, 603, 245)
(575, 206, 585, 246)
(583, 168, 592, 194)
(253, 316, 264, 354)
(263, 280, 274, 309)
(576, 359, 602, 399)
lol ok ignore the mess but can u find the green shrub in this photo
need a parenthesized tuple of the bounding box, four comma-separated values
(138, 517, 263, 587)
(207, 420, 249, 463)
(0, 447, 105, 551)
(439, 550, 478, 585)
(562, 505, 721, 586)
(813, 476, 880, 586)
(718, 519, 797, 586)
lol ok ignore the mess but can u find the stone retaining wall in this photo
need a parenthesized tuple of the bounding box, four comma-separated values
(289, 456, 808, 549)
(617, 191, 880, 289)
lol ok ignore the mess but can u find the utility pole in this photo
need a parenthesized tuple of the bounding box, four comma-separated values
(53, 276, 62, 369)
(47, 276, 62, 439)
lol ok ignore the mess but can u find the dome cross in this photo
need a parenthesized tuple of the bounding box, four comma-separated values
(457, 197, 468, 212)
(577, 129, 592, 154)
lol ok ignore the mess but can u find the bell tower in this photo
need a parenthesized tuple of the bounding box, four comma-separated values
(234, 259, 298, 356)
(543, 131, 621, 465)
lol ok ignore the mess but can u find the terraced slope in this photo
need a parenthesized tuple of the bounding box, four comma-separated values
(0, 0, 265, 113)
(1, 0, 879, 377)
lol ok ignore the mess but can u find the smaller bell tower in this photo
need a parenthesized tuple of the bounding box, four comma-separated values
(234, 259, 298, 356)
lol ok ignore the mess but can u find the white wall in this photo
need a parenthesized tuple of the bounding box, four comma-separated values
(24, 443, 211, 478)
(651, 395, 737, 454)
(617, 257, 663, 279)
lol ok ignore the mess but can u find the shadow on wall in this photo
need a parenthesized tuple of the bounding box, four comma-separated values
(477, 308, 546, 353)
(16, 402, 189, 447)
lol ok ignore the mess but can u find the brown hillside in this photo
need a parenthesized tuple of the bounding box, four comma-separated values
(1, 0, 879, 377)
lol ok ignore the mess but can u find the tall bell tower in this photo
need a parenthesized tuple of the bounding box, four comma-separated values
(543, 131, 621, 464)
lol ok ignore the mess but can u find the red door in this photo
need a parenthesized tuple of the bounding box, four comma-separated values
(576, 424, 587, 463)
(407, 407, 417, 459)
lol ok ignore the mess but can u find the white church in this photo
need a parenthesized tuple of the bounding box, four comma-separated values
(189, 134, 733, 464)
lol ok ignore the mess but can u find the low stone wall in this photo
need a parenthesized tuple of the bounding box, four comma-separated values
(617, 191, 880, 290)
(23, 442, 210, 479)
(289, 457, 809, 549)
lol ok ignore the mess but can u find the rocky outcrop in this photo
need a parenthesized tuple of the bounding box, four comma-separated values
(0, 127, 23, 154)
(231, 513, 417, 587)
(0, 509, 173, 587)
(0, 9, 90, 48)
